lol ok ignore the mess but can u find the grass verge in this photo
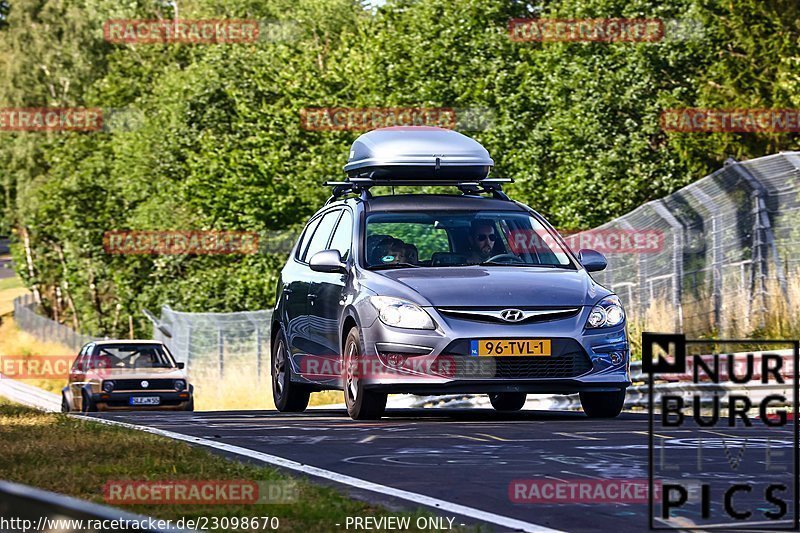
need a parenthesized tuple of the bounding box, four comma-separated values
(0, 398, 468, 531)
(186, 365, 346, 411)
(0, 317, 74, 395)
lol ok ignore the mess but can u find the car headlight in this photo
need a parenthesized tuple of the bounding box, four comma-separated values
(102, 380, 115, 392)
(174, 380, 186, 391)
(586, 295, 625, 328)
(369, 296, 436, 330)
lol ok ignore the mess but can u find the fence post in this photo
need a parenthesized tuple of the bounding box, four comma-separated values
(185, 322, 193, 373)
(217, 327, 224, 380)
(255, 327, 262, 385)
(651, 200, 684, 332)
(730, 162, 786, 331)
(688, 187, 723, 334)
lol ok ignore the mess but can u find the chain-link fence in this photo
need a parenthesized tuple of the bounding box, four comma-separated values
(580, 152, 800, 338)
(13, 294, 100, 352)
(148, 305, 272, 379)
(145, 305, 274, 408)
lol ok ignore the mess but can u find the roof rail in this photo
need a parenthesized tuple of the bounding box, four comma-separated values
(323, 177, 513, 204)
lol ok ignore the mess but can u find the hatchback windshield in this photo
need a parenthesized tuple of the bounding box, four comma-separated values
(94, 344, 177, 369)
(365, 211, 574, 268)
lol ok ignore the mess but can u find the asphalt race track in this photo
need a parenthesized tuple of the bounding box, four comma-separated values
(88, 408, 797, 532)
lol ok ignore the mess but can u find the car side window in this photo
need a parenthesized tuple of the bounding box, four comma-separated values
(301, 210, 341, 262)
(295, 215, 323, 261)
(328, 210, 353, 261)
(72, 346, 87, 370)
(75, 344, 93, 371)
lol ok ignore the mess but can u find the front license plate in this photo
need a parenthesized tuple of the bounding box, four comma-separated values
(471, 339, 551, 357)
(130, 396, 160, 406)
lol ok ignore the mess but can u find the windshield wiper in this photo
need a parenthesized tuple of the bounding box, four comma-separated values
(368, 262, 422, 270)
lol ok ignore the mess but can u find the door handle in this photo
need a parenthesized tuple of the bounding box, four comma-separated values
(307, 293, 318, 301)
(282, 286, 293, 294)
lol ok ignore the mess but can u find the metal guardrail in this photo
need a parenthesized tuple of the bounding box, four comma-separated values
(0, 481, 195, 532)
(413, 349, 796, 411)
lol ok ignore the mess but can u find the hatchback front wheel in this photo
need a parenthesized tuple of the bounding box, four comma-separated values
(343, 328, 386, 420)
(271, 330, 310, 412)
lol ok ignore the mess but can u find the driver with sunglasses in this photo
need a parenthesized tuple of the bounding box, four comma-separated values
(467, 219, 499, 264)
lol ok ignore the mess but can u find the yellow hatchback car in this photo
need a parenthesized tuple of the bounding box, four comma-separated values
(61, 340, 194, 412)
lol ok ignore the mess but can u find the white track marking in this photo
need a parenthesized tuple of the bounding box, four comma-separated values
(75, 414, 564, 533)
(0, 377, 562, 531)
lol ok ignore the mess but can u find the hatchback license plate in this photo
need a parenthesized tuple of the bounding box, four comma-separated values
(473, 339, 551, 357)
(130, 396, 160, 406)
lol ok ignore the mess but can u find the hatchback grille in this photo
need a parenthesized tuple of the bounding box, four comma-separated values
(437, 307, 580, 324)
(112, 379, 176, 390)
(445, 353, 591, 379)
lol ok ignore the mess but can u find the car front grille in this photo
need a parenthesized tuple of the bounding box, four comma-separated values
(112, 379, 176, 390)
(436, 307, 580, 324)
(448, 353, 592, 379)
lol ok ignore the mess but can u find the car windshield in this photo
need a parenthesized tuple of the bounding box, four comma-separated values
(364, 211, 574, 268)
(93, 344, 177, 369)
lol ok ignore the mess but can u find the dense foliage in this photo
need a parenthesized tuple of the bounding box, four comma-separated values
(0, 0, 798, 335)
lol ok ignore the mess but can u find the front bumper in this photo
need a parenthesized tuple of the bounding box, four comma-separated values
(353, 304, 630, 394)
(91, 390, 192, 411)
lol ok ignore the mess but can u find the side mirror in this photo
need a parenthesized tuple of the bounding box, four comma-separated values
(578, 249, 607, 272)
(176, 362, 185, 369)
(309, 249, 347, 274)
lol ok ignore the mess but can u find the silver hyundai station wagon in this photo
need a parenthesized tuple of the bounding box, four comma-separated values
(272, 127, 630, 419)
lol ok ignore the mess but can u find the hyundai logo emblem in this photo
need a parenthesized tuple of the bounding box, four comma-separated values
(141, 380, 149, 388)
(499, 309, 525, 322)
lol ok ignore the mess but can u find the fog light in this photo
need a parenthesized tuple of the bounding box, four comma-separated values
(386, 354, 403, 367)
(609, 352, 623, 364)
(102, 381, 115, 392)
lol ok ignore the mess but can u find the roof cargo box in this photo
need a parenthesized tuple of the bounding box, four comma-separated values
(343, 126, 494, 181)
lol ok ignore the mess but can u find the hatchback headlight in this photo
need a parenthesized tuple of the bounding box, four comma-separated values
(174, 380, 186, 391)
(102, 380, 115, 392)
(586, 295, 625, 328)
(369, 296, 436, 330)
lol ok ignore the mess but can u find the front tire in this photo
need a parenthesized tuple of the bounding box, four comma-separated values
(489, 392, 527, 411)
(61, 393, 71, 413)
(343, 328, 386, 420)
(271, 329, 310, 412)
(81, 391, 97, 413)
(580, 389, 626, 418)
